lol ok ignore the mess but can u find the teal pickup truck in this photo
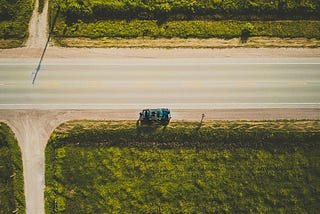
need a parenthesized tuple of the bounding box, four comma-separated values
(139, 108, 171, 126)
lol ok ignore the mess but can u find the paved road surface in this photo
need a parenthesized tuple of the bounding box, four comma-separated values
(1, 57, 320, 214)
(1, 58, 319, 109)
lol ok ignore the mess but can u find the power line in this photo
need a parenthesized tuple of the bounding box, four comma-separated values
(32, 5, 60, 85)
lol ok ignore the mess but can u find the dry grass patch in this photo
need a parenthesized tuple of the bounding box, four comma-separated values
(54, 37, 320, 48)
(0, 39, 24, 49)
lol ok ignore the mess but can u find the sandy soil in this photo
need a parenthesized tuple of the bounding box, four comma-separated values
(1, 46, 320, 59)
(1, 108, 319, 214)
(57, 37, 320, 49)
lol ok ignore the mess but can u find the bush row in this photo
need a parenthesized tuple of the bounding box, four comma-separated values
(54, 0, 320, 24)
(0, 123, 25, 213)
(53, 19, 320, 39)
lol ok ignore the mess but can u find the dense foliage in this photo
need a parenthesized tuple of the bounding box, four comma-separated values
(50, 0, 320, 40)
(45, 120, 320, 213)
(38, 0, 45, 13)
(55, 0, 320, 24)
(0, 123, 25, 213)
(54, 20, 320, 39)
(49, 120, 320, 148)
(0, 0, 33, 39)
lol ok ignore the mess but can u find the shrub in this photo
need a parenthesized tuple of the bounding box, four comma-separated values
(241, 22, 254, 42)
(0, 0, 33, 39)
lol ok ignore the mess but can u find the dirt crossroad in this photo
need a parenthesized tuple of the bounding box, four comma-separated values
(25, 0, 48, 48)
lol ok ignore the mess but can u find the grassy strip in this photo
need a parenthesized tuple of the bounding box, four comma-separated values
(45, 120, 320, 213)
(54, 37, 320, 48)
(49, 120, 320, 149)
(0, 123, 25, 213)
(54, 20, 320, 39)
(0, 39, 25, 49)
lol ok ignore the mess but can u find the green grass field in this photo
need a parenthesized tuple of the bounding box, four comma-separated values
(45, 120, 320, 213)
(0, 123, 25, 213)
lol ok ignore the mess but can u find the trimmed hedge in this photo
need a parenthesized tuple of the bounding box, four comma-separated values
(50, 0, 320, 40)
(0, 123, 25, 213)
(53, 20, 320, 39)
(49, 120, 320, 149)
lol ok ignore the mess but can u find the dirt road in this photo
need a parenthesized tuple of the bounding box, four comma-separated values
(25, 0, 48, 48)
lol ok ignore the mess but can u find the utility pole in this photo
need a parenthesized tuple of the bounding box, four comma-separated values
(32, 5, 60, 85)
(200, 113, 205, 125)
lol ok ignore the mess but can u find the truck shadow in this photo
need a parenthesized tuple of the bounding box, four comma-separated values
(136, 120, 167, 135)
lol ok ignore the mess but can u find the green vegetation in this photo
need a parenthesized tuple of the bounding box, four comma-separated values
(38, 0, 45, 13)
(55, 0, 320, 23)
(50, 0, 320, 44)
(46, 120, 320, 213)
(0, 123, 25, 213)
(0, 38, 24, 48)
(54, 20, 320, 39)
(0, 0, 33, 47)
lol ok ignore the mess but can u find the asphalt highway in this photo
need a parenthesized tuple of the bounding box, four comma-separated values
(0, 58, 320, 109)
(1, 57, 320, 214)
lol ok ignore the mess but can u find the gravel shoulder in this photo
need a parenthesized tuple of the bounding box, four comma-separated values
(55, 37, 320, 49)
(1, 47, 320, 59)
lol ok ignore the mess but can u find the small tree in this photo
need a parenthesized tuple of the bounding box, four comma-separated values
(241, 22, 254, 43)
